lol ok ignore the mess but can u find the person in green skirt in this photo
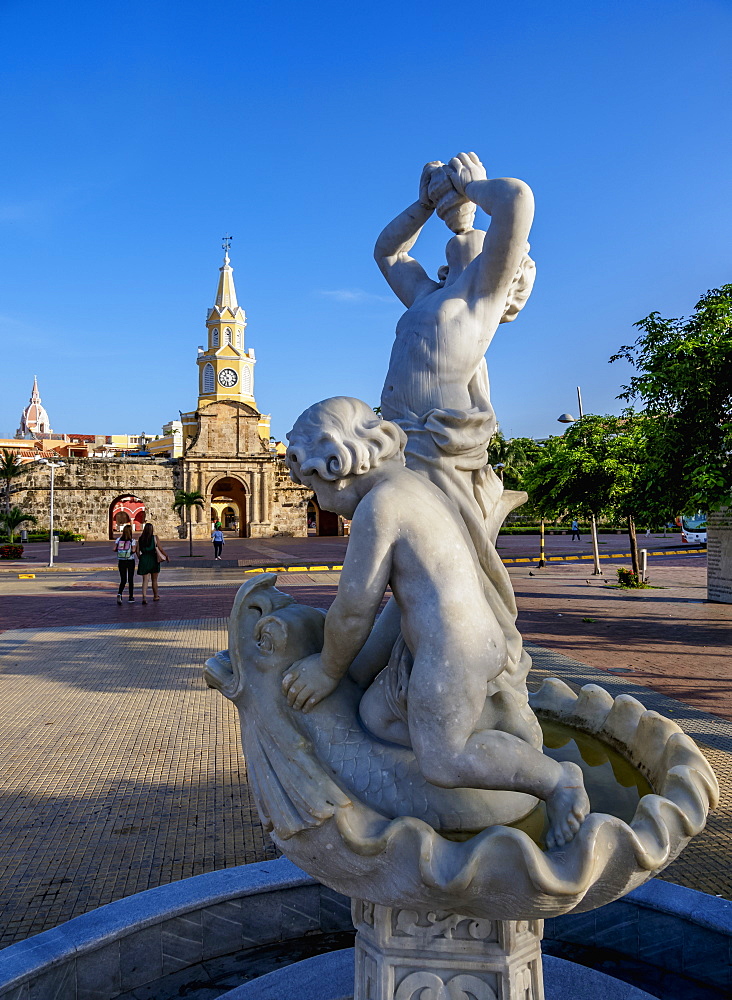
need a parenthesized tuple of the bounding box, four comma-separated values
(137, 522, 169, 604)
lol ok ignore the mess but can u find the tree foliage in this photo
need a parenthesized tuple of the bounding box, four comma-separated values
(522, 414, 660, 577)
(611, 284, 732, 512)
(522, 415, 648, 522)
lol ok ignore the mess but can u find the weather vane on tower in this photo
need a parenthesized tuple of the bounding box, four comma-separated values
(222, 234, 233, 258)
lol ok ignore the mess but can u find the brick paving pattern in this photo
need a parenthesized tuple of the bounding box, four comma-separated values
(511, 558, 732, 719)
(0, 619, 276, 948)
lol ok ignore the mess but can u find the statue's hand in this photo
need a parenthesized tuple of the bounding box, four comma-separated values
(419, 161, 444, 208)
(446, 152, 488, 197)
(282, 654, 340, 713)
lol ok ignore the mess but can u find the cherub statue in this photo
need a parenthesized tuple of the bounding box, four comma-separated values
(284, 397, 589, 848)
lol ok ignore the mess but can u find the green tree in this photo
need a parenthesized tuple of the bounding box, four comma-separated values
(1, 506, 37, 543)
(0, 450, 26, 518)
(522, 414, 654, 579)
(172, 490, 206, 557)
(611, 284, 732, 514)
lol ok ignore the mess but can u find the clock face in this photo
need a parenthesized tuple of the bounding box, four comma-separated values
(218, 368, 238, 388)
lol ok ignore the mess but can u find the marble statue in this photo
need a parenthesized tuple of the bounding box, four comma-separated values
(281, 153, 588, 851)
(206, 153, 718, 1000)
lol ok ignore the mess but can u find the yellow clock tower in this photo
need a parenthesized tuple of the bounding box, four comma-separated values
(197, 239, 256, 408)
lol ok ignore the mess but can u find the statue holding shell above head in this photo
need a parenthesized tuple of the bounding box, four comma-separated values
(273, 153, 590, 849)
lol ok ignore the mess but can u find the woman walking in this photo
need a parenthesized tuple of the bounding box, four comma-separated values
(211, 524, 225, 560)
(114, 524, 137, 604)
(137, 522, 168, 604)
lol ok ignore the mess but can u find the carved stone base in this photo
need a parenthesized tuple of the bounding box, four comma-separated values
(352, 899, 544, 1000)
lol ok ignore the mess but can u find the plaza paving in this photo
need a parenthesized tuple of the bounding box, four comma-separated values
(0, 553, 729, 951)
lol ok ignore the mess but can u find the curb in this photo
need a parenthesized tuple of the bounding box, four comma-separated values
(502, 546, 706, 566)
(244, 548, 706, 575)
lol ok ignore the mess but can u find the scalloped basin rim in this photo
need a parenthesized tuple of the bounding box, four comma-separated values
(269, 678, 719, 920)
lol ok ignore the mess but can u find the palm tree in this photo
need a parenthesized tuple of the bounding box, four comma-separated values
(2, 507, 37, 543)
(487, 432, 540, 488)
(172, 490, 206, 557)
(1, 450, 26, 518)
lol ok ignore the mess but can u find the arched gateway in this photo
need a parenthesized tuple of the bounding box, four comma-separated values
(109, 495, 146, 538)
(210, 476, 248, 537)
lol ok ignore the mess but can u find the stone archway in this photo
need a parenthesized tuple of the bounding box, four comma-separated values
(109, 495, 146, 539)
(210, 477, 248, 537)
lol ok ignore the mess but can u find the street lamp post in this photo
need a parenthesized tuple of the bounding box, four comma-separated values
(34, 457, 65, 567)
(557, 386, 603, 576)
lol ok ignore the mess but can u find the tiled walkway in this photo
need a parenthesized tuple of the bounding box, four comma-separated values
(0, 613, 729, 949)
(0, 619, 275, 947)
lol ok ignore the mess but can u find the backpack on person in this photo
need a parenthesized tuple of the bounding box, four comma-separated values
(115, 538, 135, 560)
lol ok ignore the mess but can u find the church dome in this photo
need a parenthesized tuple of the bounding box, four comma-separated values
(17, 376, 53, 438)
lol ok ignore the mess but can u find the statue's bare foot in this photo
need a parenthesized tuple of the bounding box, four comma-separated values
(545, 761, 590, 850)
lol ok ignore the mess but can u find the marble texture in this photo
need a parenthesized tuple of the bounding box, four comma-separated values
(204, 575, 537, 835)
(283, 396, 585, 848)
(352, 900, 543, 1000)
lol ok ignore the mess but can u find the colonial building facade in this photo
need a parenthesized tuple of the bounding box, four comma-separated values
(12, 248, 315, 540)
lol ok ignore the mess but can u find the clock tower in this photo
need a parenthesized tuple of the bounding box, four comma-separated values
(197, 240, 257, 408)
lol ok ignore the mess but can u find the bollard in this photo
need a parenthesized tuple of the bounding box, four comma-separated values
(640, 547, 648, 583)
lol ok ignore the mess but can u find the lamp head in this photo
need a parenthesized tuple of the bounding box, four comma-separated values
(557, 413, 576, 424)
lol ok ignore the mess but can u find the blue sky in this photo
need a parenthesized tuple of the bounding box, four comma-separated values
(1, 0, 730, 442)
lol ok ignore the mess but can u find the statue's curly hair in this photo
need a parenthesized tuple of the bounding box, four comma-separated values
(501, 245, 536, 324)
(286, 397, 406, 483)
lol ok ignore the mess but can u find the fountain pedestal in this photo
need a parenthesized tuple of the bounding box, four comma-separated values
(352, 899, 544, 1000)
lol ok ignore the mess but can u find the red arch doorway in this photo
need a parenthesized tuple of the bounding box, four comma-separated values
(109, 495, 146, 539)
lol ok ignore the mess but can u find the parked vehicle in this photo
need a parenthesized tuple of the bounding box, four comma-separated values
(676, 513, 707, 545)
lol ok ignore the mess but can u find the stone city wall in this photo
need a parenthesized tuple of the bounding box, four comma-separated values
(269, 459, 309, 537)
(14, 454, 310, 541)
(15, 458, 182, 541)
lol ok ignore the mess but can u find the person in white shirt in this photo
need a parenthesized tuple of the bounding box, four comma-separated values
(114, 524, 137, 603)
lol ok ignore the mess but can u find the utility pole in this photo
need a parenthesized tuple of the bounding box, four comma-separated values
(576, 387, 603, 577)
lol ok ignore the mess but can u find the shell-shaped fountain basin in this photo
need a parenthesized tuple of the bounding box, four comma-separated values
(266, 677, 718, 921)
